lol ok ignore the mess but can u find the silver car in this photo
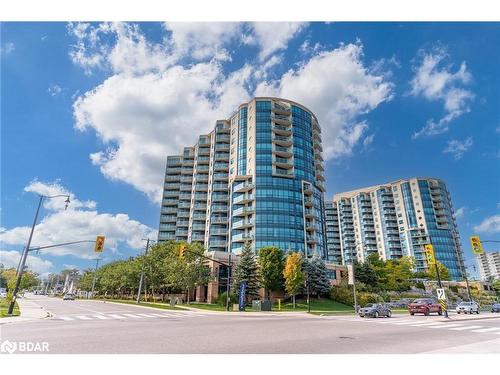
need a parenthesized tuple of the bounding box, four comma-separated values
(359, 303, 392, 318)
(456, 301, 480, 314)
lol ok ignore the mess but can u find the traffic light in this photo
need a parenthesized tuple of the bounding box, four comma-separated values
(179, 244, 186, 259)
(424, 244, 436, 266)
(95, 235, 105, 253)
(470, 236, 483, 255)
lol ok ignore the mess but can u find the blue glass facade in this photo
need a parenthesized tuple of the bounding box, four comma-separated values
(417, 179, 464, 280)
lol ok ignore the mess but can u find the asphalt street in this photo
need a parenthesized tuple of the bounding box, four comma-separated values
(1, 294, 499, 354)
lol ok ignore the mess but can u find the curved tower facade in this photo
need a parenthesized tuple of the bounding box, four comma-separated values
(228, 98, 326, 257)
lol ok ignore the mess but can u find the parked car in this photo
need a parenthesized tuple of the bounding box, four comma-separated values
(408, 298, 442, 316)
(456, 301, 480, 314)
(359, 303, 392, 318)
(63, 293, 75, 301)
(491, 303, 500, 313)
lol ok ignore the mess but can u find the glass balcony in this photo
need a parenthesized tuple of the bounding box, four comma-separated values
(232, 233, 254, 242)
(233, 194, 254, 204)
(232, 219, 253, 230)
(233, 182, 254, 193)
(233, 206, 255, 216)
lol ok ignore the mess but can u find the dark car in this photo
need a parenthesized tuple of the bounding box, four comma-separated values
(492, 303, 500, 313)
(359, 303, 392, 318)
(408, 298, 442, 316)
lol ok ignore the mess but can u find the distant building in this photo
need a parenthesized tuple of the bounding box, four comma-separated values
(476, 251, 500, 281)
(325, 177, 466, 281)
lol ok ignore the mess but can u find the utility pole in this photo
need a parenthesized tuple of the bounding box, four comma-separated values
(226, 252, 232, 311)
(90, 258, 101, 298)
(136, 238, 151, 304)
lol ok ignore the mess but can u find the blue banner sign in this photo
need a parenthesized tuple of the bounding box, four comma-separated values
(239, 282, 246, 311)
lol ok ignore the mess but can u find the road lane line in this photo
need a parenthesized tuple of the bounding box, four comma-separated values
(58, 316, 74, 321)
(75, 315, 92, 320)
(471, 327, 500, 333)
(108, 314, 126, 319)
(406, 322, 449, 327)
(122, 314, 142, 318)
(93, 315, 109, 320)
(450, 325, 484, 331)
(136, 313, 157, 318)
(149, 313, 170, 317)
(392, 321, 428, 325)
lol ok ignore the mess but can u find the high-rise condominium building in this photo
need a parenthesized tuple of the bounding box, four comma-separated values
(325, 177, 466, 280)
(158, 97, 327, 257)
(476, 251, 500, 281)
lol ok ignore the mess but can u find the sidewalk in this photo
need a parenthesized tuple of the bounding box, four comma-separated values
(0, 297, 51, 325)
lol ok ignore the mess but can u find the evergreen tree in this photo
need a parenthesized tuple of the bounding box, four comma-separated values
(258, 246, 285, 301)
(232, 241, 260, 300)
(308, 256, 332, 296)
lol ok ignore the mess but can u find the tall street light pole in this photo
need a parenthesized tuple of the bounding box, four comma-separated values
(8, 194, 70, 315)
(136, 238, 153, 304)
(90, 258, 101, 298)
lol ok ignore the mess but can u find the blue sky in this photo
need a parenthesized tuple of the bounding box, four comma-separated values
(1, 22, 499, 278)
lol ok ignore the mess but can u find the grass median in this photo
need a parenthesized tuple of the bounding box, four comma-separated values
(0, 298, 20, 318)
(92, 298, 183, 311)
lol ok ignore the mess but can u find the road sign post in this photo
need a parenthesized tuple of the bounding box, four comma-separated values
(426, 244, 449, 318)
(347, 264, 358, 313)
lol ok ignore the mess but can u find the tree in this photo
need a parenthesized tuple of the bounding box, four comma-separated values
(283, 252, 305, 308)
(353, 259, 379, 290)
(232, 241, 260, 301)
(180, 242, 212, 304)
(258, 246, 284, 302)
(427, 261, 450, 281)
(303, 256, 331, 297)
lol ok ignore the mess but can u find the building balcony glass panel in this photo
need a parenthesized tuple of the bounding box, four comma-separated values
(233, 206, 255, 216)
(232, 233, 254, 242)
(232, 219, 254, 230)
(233, 182, 254, 193)
(233, 194, 254, 204)
(211, 216, 228, 224)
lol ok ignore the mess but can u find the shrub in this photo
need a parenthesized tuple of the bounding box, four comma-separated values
(358, 292, 384, 307)
(330, 283, 354, 307)
(216, 291, 237, 306)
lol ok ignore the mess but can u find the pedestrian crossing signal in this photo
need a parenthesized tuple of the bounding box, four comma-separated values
(424, 244, 436, 266)
(179, 244, 186, 259)
(470, 236, 483, 255)
(95, 235, 105, 253)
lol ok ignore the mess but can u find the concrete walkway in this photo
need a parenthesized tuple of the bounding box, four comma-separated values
(0, 296, 51, 325)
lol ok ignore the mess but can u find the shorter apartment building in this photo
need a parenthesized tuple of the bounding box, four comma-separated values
(325, 177, 466, 281)
(476, 251, 500, 281)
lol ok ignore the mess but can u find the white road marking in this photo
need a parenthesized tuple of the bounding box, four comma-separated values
(471, 327, 500, 333)
(93, 315, 109, 320)
(108, 314, 126, 319)
(136, 313, 157, 318)
(75, 315, 92, 320)
(122, 314, 142, 318)
(59, 316, 74, 321)
(449, 325, 484, 331)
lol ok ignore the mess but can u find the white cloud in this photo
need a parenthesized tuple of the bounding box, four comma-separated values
(69, 25, 392, 202)
(474, 215, 500, 234)
(250, 22, 307, 61)
(47, 84, 63, 97)
(362, 133, 375, 151)
(410, 47, 474, 138)
(163, 22, 242, 61)
(1, 42, 15, 55)
(1, 181, 156, 259)
(256, 42, 393, 159)
(443, 136, 473, 160)
(454, 207, 466, 220)
(0, 250, 53, 275)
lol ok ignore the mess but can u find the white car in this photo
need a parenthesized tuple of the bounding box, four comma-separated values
(456, 301, 480, 314)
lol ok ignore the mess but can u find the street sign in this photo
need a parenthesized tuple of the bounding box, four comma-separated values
(238, 282, 246, 311)
(94, 235, 105, 253)
(436, 288, 446, 301)
(470, 236, 483, 255)
(424, 244, 436, 266)
(347, 264, 354, 285)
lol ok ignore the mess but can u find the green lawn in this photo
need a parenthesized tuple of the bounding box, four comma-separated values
(0, 298, 20, 318)
(179, 302, 230, 311)
(274, 298, 354, 313)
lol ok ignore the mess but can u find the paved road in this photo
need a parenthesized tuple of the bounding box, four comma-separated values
(1, 295, 499, 354)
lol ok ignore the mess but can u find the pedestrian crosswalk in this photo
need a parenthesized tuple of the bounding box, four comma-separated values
(326, 316, 500, 335)
(53, 310, 208, 322)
